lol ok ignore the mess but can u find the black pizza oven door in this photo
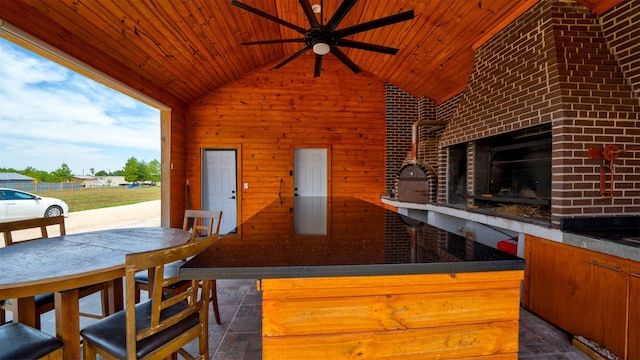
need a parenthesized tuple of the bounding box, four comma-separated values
(397, 165, 429, 204)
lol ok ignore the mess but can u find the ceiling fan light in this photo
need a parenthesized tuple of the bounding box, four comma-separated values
(312, 42, 330, 55)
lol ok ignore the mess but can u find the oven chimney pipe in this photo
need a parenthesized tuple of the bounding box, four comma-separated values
(411, 120, 446, 161)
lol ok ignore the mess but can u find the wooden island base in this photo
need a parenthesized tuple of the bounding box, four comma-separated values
(259, 270, 524, 359)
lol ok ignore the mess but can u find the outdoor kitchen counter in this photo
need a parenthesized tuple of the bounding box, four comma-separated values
(382, 196, 640, 263)
(181, 197, 524, 279)
(561, 216, 640, 262)
(180, 197, 525, 359)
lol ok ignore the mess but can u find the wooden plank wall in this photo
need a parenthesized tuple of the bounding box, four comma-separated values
(168, 107, 187, 228)
(185, 55, 387, 222)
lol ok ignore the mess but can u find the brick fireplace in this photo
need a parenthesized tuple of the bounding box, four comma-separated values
(385, 0, 640, 229)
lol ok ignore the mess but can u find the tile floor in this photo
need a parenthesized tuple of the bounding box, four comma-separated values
(37, 279, 590, 359)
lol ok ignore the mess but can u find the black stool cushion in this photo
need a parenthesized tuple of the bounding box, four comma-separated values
(34, 293, 55, 307)
(0, 322, 62, 360)
(80, 296, 199, 359)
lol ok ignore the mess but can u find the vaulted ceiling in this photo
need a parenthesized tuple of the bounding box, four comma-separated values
(0, 0, 623, 106)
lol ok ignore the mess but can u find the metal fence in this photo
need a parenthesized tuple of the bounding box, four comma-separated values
(0, 182, 83, 192)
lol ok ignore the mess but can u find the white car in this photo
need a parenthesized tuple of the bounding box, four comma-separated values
(0, 188, 69, 222)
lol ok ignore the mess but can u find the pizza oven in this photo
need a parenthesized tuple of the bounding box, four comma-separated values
(396, 162, 438, 204)
(395, 120, 444, 204)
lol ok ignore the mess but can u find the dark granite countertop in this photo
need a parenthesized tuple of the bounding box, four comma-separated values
(180, 197, 524, 280)
(561, 216, 640, 248)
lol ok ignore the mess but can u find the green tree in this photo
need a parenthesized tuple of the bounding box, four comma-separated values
(21, 166, 51, 182)
(50, 163, 73, 182)
(148, 159, 161, 182)
(137, 160, 151, 182)
(89, 167, 95, 176)
(95, 170, 108, 176)
(123, 157, 140, 182)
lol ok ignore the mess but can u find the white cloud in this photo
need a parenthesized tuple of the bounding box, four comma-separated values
(0, 39, 160, 174)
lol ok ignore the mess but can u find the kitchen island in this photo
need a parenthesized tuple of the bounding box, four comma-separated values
(180, 197, 525, 359)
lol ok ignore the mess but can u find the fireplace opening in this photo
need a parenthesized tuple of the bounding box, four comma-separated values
(447, 124, 552, 221)
(474, 124, 551, 218)
(448, 143, 468, 205)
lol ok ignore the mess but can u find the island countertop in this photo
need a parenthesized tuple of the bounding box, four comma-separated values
(179, 197, 524, 280)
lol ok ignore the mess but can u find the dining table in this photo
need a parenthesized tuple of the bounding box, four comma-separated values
(0, 226, 191, 360)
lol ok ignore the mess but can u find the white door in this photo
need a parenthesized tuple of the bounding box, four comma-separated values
(203, 149, 237, 235)
(294, 148, 327, 197)
(293, 148, 328, 234)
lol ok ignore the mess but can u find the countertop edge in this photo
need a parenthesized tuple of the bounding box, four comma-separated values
(179, 260, 525, 280)
(563, 232, 640, 262)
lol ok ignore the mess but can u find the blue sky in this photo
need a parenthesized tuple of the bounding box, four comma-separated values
(0, 38, 160, 175)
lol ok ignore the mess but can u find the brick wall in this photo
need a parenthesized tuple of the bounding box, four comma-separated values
(417, 98, 439, 171)
(549, 0, 640, 225)
(439, 0, 559, 147)
(601, 0, 640, 98)
(385, 84, 418, 194)
(385, 0, 640, 228)
(385, 92, 460, 198)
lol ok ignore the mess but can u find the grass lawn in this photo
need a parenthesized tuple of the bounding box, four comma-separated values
(37, 186, 161, 212)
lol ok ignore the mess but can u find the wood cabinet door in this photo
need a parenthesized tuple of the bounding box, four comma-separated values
(629, 265, 640, 360)
(526, 236, 629, 358)
(581, 254, 628, 359)
(526, 236, 590, 333)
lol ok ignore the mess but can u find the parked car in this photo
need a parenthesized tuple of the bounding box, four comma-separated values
(0, 188, 69, 222)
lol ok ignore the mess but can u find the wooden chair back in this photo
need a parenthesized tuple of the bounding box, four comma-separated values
(0, 216, 67, 327)
(124, 234, 218, 359)
(0, 216, 66, 247)
(183, 209, 222, 240)
(0, 216, 109, 328)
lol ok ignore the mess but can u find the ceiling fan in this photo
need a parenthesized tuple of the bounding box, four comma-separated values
(231, 0, 414, 77)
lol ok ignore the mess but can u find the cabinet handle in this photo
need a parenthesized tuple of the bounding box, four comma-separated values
(587, 260, 622, 272)
(631, 272, 640, 278)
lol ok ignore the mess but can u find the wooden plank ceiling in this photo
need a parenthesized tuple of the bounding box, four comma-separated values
(0, 0, 623, 105)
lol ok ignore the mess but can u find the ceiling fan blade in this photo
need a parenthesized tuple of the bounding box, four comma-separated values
(335, 10, 414, 38)
(337, 39, 399, 55)
(274, 45, 311, 69)
(314, 54, 323, 77)
(241, 38, 306, 45)
(231, 0, 308, 34)
(299, 0, 320, 29)
(330, 47, 361, 74)
(326, 0, 357, 31)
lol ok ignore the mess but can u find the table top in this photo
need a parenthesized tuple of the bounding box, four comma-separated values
(0, 227, 191, 299)
(180, 197, 524, 280)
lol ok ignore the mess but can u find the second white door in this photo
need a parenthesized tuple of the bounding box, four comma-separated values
(293, 148, 327, 197)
